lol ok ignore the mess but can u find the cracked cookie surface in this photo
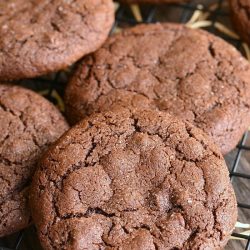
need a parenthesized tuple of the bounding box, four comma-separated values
(229, 0, 250, 45)
(65, 23, 250, 155)
(0, 0, 114, 80)
(0, 84, 69, 237)
(30, 107, 237, 250)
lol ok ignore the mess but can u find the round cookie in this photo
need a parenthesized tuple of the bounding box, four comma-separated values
(65, 23, 250, 154)
(229, 0, 250, 45)
(0, 0, 114, 81)
(0, 84, 69, 237)
(30, 107, 237, 250)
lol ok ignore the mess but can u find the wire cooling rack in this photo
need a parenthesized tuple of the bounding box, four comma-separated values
(0, 0, 250, 249)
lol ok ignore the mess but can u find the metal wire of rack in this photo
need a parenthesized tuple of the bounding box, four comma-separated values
(0, 0, 250, 249)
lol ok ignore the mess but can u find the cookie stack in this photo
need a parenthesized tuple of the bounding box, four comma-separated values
(0, 0, 249, 249)
(0, 0, 115, 241)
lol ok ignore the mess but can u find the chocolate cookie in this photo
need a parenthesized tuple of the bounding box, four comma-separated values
(0, 0, 114, 81)
(0, 84, 69, 237)
(229, 0, 250, 45)
(65, 23, 250, 154)
(30, 107, 237, 250)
